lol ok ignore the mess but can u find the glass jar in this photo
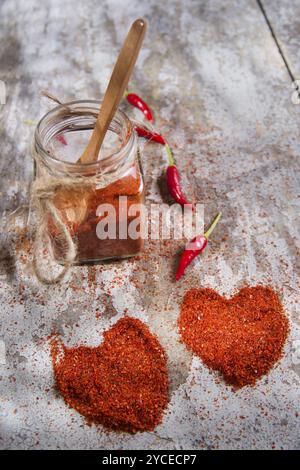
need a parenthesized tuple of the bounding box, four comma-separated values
(33, 100, 144, 264)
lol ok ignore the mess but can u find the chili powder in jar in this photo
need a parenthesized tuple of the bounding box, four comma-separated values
(34, 100, 144, 264)
(178, 286, 289, 388)
(50, 317, 169, 433)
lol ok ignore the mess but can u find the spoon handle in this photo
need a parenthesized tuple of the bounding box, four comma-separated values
(79, 18, 147, 164)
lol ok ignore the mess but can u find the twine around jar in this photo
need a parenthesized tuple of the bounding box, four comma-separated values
(31, 176, 77, 284)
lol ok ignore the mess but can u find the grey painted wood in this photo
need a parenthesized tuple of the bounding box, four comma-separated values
(1, 0, 300, 450)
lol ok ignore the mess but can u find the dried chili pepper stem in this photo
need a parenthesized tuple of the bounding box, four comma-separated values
(204, 212, 222, 239)
(175, 212, 222, 281)
(165, 143, 175, 165)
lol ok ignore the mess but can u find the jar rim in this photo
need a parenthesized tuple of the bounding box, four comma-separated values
(34, 99, 135, 170)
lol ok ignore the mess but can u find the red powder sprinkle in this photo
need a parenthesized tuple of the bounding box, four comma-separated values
(178, 286, 289, 388)
(50, 317, 169, 433)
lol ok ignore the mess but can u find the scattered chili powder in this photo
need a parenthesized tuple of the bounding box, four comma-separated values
(50, 317, 169, 433)
(178, 286, 289, 388)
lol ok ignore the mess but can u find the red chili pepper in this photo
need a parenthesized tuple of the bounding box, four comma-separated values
(56, 134, 68, 145)
(125, 90, 154, 123)
(165, 144, 193, 208)
(135, 126, 165, 145)
(175, 212, 222, 281)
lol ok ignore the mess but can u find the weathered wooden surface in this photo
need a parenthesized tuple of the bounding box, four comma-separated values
(1, 0, 300, 450)
(262, 0, 300, 78)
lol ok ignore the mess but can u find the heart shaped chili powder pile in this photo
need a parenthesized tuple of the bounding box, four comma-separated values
(178, 286, 289, 388)
(50, 317, 169, 433)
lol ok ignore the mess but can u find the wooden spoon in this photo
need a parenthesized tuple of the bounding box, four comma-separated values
(78, 18, 147, 164)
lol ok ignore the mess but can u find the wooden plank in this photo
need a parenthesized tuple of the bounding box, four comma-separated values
(1, 0, 300, 450)
(261, 0, 300, 79)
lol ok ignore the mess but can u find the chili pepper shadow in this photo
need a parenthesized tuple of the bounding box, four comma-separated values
(170, 245, 183, 282)
(156, 170, 173, 205)
(0, 238, 16, 283)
